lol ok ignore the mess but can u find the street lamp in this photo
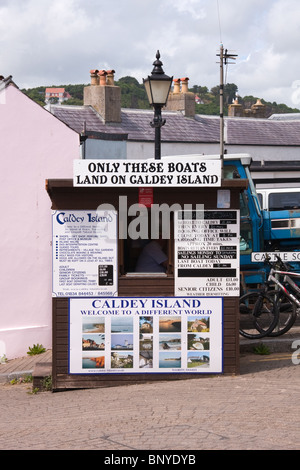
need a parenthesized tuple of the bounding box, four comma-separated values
(143, 51, 173, 160)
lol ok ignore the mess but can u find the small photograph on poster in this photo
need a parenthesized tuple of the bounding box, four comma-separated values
(111, 334, 133, 351)
(159, 351, 181, 369)
(111, 352, 134, 369)
(159, 334, 181, 351)
(159, 316, 181, 332)
(187, 316, 210, 333)
(139, 316, 153, 333)
(187, 334, 210, 351)
(139, 334, 153, 351)
(139, 351, 153, 369)
(187, 351, 210, 369)
(111, 317, 133, 333)
(82, 334, 105, 351)
(82, 353, 105, 369)
(82, 319, 105, 334)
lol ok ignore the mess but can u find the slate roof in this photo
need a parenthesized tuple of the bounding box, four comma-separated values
(226, 117, 300, 146)
(47, 104, 300, 147)
(268, 113, 300, 120)
(48, 105, 220, 143)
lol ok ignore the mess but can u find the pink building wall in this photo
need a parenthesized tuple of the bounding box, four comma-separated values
(0, 84, 80, 359)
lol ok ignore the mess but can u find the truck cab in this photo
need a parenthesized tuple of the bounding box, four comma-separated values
(223, 155, 265, 286)
(224, 154, 300, 287)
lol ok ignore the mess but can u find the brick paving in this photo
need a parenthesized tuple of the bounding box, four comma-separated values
(0, 340, 299, 451)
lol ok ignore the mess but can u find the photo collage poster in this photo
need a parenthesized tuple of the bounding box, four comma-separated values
(69, 297, 223, 375)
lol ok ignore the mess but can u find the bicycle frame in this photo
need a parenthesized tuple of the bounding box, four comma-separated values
(267, 268, 300, 309)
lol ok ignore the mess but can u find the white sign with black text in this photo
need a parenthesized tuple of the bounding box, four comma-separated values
(175, 210, 240, 297)
(52, 210, 118, 297)
(251, 252, 300, 262)
(73, 157, 221, 187)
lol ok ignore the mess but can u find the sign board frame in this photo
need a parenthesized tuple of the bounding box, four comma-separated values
(68, 296, 223, 375)
(174, 209, 240, 297)
(52, 210, 118, 298)
(251, 252, 300, 262)
(73, 157, 221, 187)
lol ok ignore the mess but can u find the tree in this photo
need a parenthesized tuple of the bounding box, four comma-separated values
(21, 78, 300, 114)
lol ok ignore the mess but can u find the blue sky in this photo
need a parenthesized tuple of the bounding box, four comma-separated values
(1, 0, 300, 107)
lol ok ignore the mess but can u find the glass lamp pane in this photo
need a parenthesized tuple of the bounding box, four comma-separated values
(150, 79, 171, 105)
(144, 80, 153, 105)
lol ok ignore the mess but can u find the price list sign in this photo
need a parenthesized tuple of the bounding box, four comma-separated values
(175, 210, 240, 297)
(52, 210, 118, 297)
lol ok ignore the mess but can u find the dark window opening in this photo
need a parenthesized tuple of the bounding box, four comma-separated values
(119, 210, 174, 276)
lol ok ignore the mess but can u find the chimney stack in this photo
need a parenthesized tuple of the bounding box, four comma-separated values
(84, 68, 121, 123)
(165, 77, 195, 117)
(228, 97, 267, 119)
(228, 98, 244, 118)
(251, 98, 266, 118)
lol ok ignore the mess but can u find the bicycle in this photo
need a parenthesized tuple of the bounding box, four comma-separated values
(261, 254, 300, 337)
(239, 291, 279, 340)
(239, 281, 279, 340)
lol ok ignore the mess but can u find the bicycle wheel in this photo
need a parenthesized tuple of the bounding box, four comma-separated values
(266, 290, 297, 336)
(239, 291, 279, 339)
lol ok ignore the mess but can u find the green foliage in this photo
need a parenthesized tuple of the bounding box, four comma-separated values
(21, 87, 45, 106)
(41, 375, 52, 391)
(21, 78, 300, 115)
(10, 374, 33, 385)
(0, 354, 7, 363)
(115, 76, 150, 109)
(253, 343, 271, 355)
(27, 344, 46, 356)
(64, 97, 84, 106)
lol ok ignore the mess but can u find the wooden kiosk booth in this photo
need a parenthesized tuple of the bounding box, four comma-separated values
(46, 156, 247, 391)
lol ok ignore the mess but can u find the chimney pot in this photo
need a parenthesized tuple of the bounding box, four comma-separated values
(106, 69, 115, 86)
(98, 70, 107, 86)
(90, 69, 99, 85)
(181, 77, 189, 93)
(173, 78, 181, 94)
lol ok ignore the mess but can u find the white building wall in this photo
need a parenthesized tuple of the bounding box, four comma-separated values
(0, 85, 80, 359)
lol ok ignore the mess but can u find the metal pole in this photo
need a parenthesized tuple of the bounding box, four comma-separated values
(220, 44, 224, 179)
(154, 107, 161, 160)
(151, 105, 165, 160)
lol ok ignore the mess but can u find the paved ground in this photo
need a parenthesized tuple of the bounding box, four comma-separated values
(0, 329, 299, 451)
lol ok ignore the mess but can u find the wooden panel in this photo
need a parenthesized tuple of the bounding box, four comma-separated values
(48, 181, 244, 389)
(118, 276, 174, 296)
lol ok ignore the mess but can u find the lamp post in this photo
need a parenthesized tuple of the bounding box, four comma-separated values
(143, 51, 173, 160)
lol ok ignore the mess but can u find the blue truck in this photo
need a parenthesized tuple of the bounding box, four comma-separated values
(223, 154, 300, 288)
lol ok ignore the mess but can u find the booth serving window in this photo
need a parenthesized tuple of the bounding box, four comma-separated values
(118, 210, 174, 276)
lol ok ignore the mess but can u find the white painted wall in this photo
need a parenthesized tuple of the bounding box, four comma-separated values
(0, 85, 80, 359)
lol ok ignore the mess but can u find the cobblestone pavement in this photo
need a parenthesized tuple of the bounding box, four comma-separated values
(0, 348, 299, 451)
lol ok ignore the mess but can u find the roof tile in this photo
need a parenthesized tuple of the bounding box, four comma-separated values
(48, 104, 300, 147)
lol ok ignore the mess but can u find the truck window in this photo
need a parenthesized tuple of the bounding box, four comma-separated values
(223, 165, 240, 179)
(240, 221, 253, 254)
(257, 193, 263, 208)
(269, 192, 300, 211)
(240, 192, 250, 216)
